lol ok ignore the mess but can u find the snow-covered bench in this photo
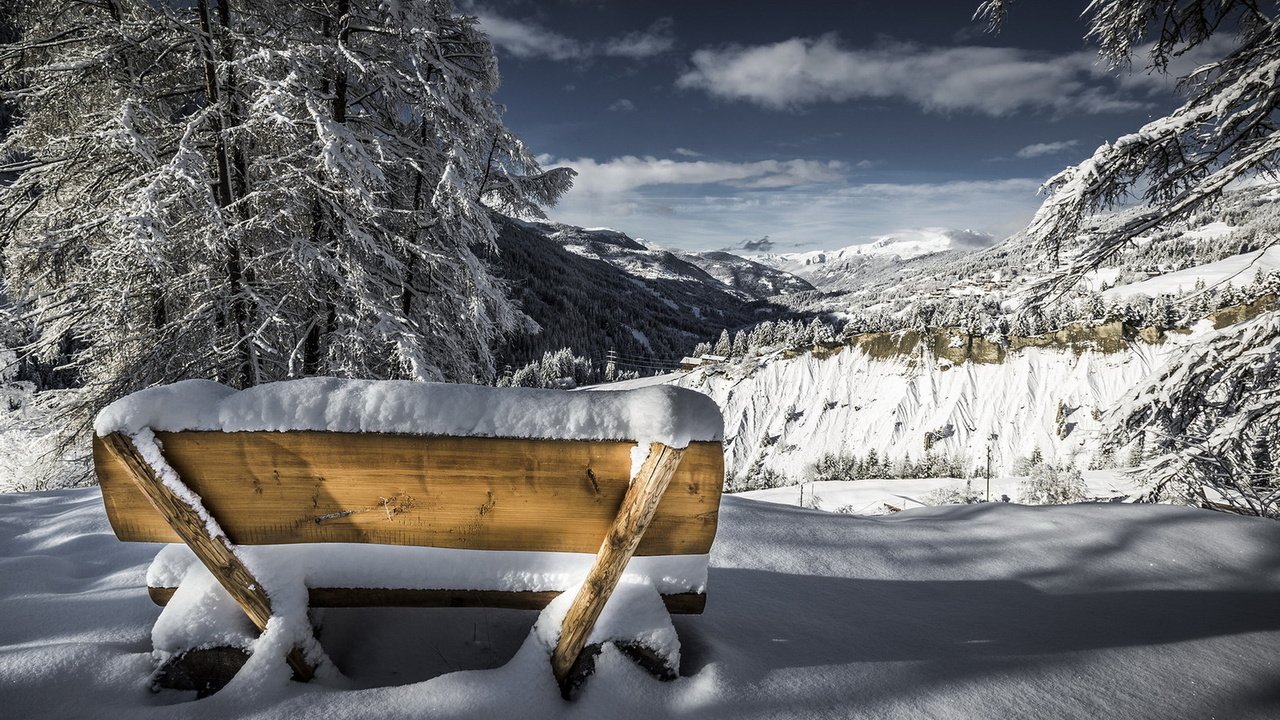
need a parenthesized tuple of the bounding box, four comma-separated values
(91, 379, 723, 697)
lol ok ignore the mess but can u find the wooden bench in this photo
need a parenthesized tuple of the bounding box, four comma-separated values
(91, 385, 723, 697)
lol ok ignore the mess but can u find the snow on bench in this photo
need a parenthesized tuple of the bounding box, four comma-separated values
(91, 378, 724, 698)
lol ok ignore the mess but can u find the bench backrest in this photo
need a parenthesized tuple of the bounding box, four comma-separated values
(93, 431, 723, 556)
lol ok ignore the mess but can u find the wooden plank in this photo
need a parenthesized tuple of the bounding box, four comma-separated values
(101, 432, 316, 682)
(94, 432, 722, 555)
(551, 442, 685, 694)
(148, 586, 707, 614)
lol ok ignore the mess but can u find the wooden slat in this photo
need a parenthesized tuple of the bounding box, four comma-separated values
(147, 586, 707, 615)
(101, 432, 316, 681)
(552, 442, 685, 693)
(94, 432, 721, 555)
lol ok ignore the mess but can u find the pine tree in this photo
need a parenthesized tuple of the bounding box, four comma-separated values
(712, 329, 732, 356)
(977, 3, 1280, 517)
(0, 0, 573, 450)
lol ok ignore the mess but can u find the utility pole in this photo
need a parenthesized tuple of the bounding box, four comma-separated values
(986, 432, 998, 502)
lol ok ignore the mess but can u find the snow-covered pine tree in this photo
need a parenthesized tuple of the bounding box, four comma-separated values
(0, 1, 572, 448)
(978, 0, 1280, 516)
(977, 0, 1279, 291)
(712, 328, 732, 356)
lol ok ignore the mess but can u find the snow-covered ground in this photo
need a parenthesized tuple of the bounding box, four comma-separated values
(4, 487, 1280, 719)
(740, 470, 1141, 515)
(1103, 246, 1280, 299)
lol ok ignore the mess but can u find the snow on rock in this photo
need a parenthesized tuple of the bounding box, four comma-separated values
(148, 544, 709, 596)
(94, 378, 723, 449)
(4, 489, 1280, 718)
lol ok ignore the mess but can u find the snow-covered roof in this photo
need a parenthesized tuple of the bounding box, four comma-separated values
(94, 378, 723, 447)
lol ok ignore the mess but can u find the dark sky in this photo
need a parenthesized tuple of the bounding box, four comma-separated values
(464, 0, 1201, 252)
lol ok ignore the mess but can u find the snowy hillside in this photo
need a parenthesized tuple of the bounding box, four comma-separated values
(489, 218, 798, 369)
(749, 183, 1279, 333)
(670, 313, 1249, 481)
(4, 488, 1280, 719)
(758, 227, 996, 274)
(650, 187, 1280, 491)
(750, 228, 998, 294)
(530, 220, 814, 298)
(676, 251, 815, 298)
(1103, 246, 1280, 300)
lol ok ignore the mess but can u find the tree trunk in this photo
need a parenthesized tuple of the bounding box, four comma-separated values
(198, 0, 255, 387)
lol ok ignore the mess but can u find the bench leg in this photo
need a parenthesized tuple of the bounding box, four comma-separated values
(551, 442, 686, 697)
(103, 431, 317, 683)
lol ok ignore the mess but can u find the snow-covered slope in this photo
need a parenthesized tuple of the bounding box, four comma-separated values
(754, 228, 996, 286)
(489, 218, 794, 369)
(672, 326, 1209, 483)
(528, 220, 813, 299)
(1103, 245, 1280, 299)
(675, 251, 815, 297)
(5, 488, 1280, 719)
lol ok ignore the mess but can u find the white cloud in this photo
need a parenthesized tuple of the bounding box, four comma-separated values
(608, 98, 636, 112)
(602, 18, 675, 59)
(553, 155, 847, 196)
(676, 35, 1149, 116)
(542, 155, 1045, 252)
(545, 171, 1044, 252)
(1015, 140, 1080, 159)
(673, 147, 702, 157)
(475, 12, 582, 61)
(474, 10, 674, 62)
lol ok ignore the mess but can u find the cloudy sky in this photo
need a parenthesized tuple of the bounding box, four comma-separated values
(465, 0, 1200, 253)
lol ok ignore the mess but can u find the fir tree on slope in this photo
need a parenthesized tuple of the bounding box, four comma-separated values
(0, 0, 573, 467)
(979, 0, 1280, 516)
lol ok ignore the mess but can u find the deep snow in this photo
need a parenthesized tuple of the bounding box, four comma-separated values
(94, 378, 723, 448)
(3, 488, 1279, 719)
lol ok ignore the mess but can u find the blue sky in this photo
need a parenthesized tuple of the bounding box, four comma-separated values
(466, 1, 1204, 253)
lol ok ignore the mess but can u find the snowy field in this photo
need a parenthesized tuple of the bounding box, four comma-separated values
(3, 488, 1280, 719)
(741, 471, 1142, 514)
(1103, 245, 1280, 299)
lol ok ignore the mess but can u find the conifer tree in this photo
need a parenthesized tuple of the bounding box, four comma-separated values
(0, 0, 573, 446)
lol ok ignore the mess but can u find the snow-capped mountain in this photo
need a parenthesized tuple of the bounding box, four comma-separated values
(673, 251, 815, 297)
(753, 228, 997, 289)
(533, 221, 814, 298)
